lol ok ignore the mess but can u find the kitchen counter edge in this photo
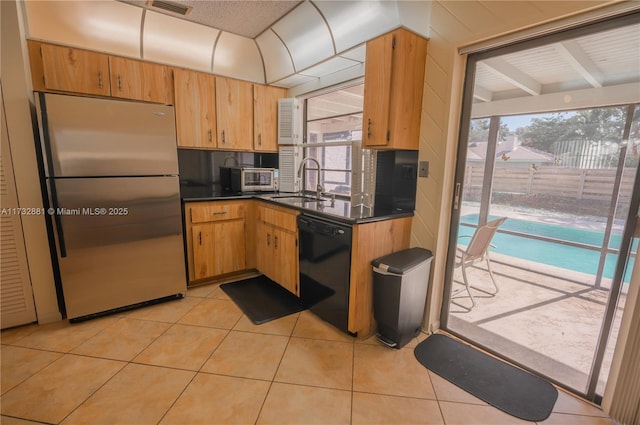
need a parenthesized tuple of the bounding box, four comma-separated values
(181, 195, 414, 224)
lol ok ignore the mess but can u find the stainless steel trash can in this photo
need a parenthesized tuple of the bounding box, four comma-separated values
(372, 247, 433, 349)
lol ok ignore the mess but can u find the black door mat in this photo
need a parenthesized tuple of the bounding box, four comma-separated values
(414, 334, 558, 422)
(220, 275, 307, 325)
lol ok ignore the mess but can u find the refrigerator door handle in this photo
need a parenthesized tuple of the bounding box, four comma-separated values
(47, 181, 67, 258)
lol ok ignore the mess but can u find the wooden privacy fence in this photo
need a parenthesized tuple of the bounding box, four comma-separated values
(464, 165, 636, 202)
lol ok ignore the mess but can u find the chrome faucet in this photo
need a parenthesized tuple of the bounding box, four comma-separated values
(297, 157, 324, 199)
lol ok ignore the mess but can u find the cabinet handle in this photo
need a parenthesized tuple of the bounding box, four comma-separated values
(367, 118, 372, 139)
(198, 231, 202, 245)
(274, 235, 278, 249)
(98, 71, 103, 89)
(211, 211, 227, 216)
(208, 129, 213, 143)
(266, 233, 270, 246)
(222, 130, 226, 144)
(117, 74, 122, 92)
(258, 133, 262, 146)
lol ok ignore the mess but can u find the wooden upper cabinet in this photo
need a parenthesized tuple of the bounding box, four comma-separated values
(215, 77, 253, 151)
(28, 41, 172, 105)
(253, 85, 286, 152)
(174, 68, 216, 149)
(109, 56, 172, 104)
(362, 28, 427, 150)
(36, 42, 111, 96)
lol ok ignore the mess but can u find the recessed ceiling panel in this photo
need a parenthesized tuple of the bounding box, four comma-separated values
(314, 0, 399, 53)
(300, 57, 360, 78)
(339, 45, 366, 62)
(143, 11, 218, 72)
(24, 0, 142, 57)
(271, 74, 316, 88)
(272, 1, 334, 71)
(213, 32, 264, 83)
(256, 30, 295, 84)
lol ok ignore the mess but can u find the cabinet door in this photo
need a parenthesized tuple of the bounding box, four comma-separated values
(363, 29, 427, 150)
(362, 31, 394, 147)
(386, 30, 428, 150)
(40, 44, 111, 96)
(192, 221, 246, 279)
(216, 77, 253, 150)
(274, 228, 299, 296)
(110, 56, 171, 104)
(174, 69, 216, 148)
(253, 85, 286, 152)
(255, 221, 275, 282)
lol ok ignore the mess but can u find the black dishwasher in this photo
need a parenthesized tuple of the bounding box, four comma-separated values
(298, 214, 353, 334)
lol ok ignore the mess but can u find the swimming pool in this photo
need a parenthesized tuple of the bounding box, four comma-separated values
(459, 214, 637, 282)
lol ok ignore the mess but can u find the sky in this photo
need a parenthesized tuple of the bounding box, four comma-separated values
(500, 115, 534, 131)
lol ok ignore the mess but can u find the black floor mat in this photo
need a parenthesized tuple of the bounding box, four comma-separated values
(220, 276, 307, 324)
(414, 334, 558, 422)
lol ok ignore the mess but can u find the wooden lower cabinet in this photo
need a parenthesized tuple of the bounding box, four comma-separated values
(255, 203, 299, 295)
(185, 200, 251, 284)
(185, 199, 412, 338)
(192, 220, 245, 279)
(348, 216, 413, 336)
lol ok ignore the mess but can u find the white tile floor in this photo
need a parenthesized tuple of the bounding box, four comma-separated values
(1, 281, 614, 424)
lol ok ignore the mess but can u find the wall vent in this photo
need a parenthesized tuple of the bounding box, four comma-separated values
(147, 0, 192, 16)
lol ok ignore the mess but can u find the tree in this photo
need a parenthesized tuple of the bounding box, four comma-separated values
(468, 118, 509, 144)
(520, 108, 626, 153)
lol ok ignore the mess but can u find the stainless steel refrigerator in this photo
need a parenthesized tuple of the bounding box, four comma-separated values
(35, 93, 186, 320)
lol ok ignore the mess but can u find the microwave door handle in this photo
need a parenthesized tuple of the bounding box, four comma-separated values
(47, 180, 67, 258)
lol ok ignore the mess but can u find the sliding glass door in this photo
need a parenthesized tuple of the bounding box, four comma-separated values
(442, 13, 640, 402)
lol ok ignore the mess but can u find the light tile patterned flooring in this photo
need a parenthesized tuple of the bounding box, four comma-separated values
(1, 282, 615, 424)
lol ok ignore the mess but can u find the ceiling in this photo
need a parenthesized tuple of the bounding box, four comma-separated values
(471, 20, 640, 118)
(120, 0, 303, 39)
(23, 0, 430, 92)
(21, 1, 638, 117)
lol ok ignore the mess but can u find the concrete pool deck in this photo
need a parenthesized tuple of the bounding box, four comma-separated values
(447, 253, 626, 396)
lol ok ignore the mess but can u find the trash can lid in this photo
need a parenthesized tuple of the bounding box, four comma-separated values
(371, 247, 433, 275)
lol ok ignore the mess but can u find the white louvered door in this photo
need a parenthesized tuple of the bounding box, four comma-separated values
(1, 94, 37, 329)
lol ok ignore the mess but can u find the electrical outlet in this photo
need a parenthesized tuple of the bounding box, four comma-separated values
(419, 161, 429, 178)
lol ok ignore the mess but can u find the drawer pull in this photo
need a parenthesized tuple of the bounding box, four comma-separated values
(98, 71, 103, 89)
(117, 74, 122, 92)
(274, 235, 278, 249)
(208, 129, 213, 143)
(212, 211, 228, 216)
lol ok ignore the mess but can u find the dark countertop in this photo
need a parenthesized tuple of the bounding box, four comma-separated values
(180, 186, 413, 224)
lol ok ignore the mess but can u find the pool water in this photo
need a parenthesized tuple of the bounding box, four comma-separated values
(459, 214, 638, 282)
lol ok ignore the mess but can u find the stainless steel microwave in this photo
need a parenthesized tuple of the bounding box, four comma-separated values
(220, 167, 278, 193)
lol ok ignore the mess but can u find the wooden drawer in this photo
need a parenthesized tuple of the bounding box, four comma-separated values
(189, 202, 245, 224)
(258, 205, 298, 232)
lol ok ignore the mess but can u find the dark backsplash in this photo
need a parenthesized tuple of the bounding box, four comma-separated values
(374, 150, 418, 212)
(178, 148, 418, 213)
(177, 149, 278, 189)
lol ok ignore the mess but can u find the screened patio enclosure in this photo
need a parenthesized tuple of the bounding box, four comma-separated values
(443, 13, 640, 403)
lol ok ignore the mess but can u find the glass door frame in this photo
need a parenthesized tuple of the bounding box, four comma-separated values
(441, 11, 640, 403)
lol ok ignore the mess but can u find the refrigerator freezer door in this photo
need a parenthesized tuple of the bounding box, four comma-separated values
(51, 176, 186, 319)
(38, 93, 178, 177)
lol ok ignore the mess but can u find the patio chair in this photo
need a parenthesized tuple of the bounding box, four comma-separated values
(452, 216, 507, 310)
